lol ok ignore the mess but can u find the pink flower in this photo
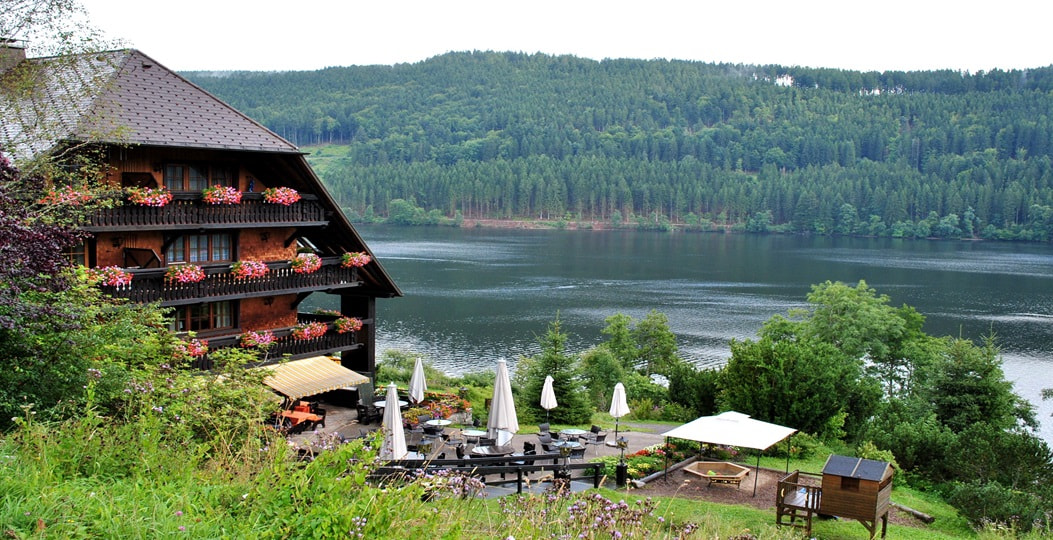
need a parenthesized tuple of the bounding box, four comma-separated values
(291, 321, 328, 340)
(230, 260, 268, 279)
(202, 185, 242, 204)
(240, 330, 275, 348)
(340, 251, 372, 268)
(262, 186, 301, 205)
(40, 185, 94, 205)
(334, 316, 363, 333)
(126, 187, 173, 207)
(290, 253, 322, 274)
(165, 264, 206, 283)
(86, 265, 133, 287)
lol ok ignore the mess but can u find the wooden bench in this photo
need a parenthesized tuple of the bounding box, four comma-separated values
(684, 461, 750, 488)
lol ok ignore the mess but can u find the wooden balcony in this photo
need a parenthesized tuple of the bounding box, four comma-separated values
(100, 256, 359, 305)
(83, 192, 327, 232)
(187, 315, 366, 371)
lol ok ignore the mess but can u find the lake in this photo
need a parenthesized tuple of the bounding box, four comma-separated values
(315, 225, 1053, 443)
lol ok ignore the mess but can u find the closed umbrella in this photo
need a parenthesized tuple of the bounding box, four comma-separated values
(380, 382, 407, 460)
(609, 382, 630, 441)
(487, 359, 519, 445)
(408, 357, 427, 404)
(540, 375, 557, 422)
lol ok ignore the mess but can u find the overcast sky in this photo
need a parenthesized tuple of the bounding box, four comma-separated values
(76, 0, 1051, 73)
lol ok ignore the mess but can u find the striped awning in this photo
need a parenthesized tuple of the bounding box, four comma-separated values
(260, 356, 369, 401)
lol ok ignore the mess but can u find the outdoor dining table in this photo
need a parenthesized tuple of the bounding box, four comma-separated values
(281, 410, 321, 426)
(470, 444, 516, 457)
(374, 399, 408, 409)
(560, 428, 587, 439)
(425, 419, 452, 427)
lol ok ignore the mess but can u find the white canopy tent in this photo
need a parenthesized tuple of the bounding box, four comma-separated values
(661, 411, 797, 495)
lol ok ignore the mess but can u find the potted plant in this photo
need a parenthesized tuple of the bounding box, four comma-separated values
(291, 321, 328, 340)
(201, 185, 242, 204)
(165, 264, 206, 283)
(126, 186, 174, 207)
(261, 186, 301, 205)
(240, 330, 275, 348)
(86, 265, 133, 287)
(334, 316, 363, 333)
(230, 259, 268, 279)
(290, 253, 322, 274)
(340, 251, 371, 268)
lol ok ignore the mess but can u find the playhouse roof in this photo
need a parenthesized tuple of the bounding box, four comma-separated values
(822, 455, 892, 481)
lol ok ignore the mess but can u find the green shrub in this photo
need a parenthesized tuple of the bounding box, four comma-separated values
(946, 480, 1051, 533)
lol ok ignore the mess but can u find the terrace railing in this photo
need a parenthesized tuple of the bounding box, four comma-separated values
(186, 316, 365, 371)
(100, 256, 359, 305)
(85, 193, 327, 231)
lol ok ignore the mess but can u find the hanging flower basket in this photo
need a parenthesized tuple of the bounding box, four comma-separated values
(291, 321, 328, 340)
(165, 264, 206, 283)
(86, 265, 133, 287)
(240, 330, 275, 348)
(334, 316, 363, 333)
(262, 186, 301, 205)
(126, 186, 173, 207)
(290, 253, 322, 274)
(39, 185, 94, 205)
(202, 185, 243, 205)
(230, 259, 268, 279)
(176, 338, 209, 358)
(341, 251, 371, 268)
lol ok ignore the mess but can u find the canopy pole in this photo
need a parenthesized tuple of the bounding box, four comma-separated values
(753, 453, 760, 497)
(785, 433, 793, 472)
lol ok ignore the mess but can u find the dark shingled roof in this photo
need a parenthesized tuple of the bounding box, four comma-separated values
(2, 49, 298, 159)
(822, 454, 892, 481)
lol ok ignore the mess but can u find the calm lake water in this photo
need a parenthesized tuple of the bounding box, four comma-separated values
(315, 225, 1053, 443)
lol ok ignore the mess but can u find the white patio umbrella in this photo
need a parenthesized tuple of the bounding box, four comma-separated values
(609, 382, 630, 441)
(408, 357, 427, 404)
(540, 375, 557, 422)
(380, 382, 408, 460)
(487, 359, 519, 446)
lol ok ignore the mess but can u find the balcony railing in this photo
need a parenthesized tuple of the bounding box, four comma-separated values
(101, 256, 359, 305)
(187, 316, 366, 371)
(84, 193, 327, 231)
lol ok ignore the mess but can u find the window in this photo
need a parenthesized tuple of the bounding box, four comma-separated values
(64, 242, 87, 266)
(840, 477, 860, 492)
(163, 163, 237, 191)
(166, 233, 233, 264)
(171, 301, 234, 333)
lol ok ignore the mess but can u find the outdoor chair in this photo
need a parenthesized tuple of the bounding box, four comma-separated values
(523, 441, 536, 454)
(537, 432, 553, 445)
(569, 446, 586, 461)
(587, 433, 607, 454)
(538, 422, 550, 434)
(422, 424, 444, 439)
(356, 382, 375, 407)
(477, 437, 496, 447)
(356, 404, 382, 425)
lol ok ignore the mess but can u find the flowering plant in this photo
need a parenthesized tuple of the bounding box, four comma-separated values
(201, 185, 242, 204)
(240, 330, 275, 348)
(334, 316, 363, 333)
(262, 186, 301, 205)
(165, 264, 206, 283)
(175, 338, 209, 358)
(230, 259, 268, 279)
(126, 186, 173, 207)
(340, 251, 372, 268)
(290, 253, 322, 274)
(39, 185, 94, 205)
(291, 321, 328, 340)
(86, 265, 133, 287)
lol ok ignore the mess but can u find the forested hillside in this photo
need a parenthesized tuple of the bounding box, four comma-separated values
(186, 51, 1053, 240)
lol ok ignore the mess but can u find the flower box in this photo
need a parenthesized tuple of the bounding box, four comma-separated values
(262, 186, 301, 205)
(291, 321, 328, 340)
(87, 265, 133, 287)
(340, 251, 372, 268)
(334, 316, 363, 333)
(230, 259, 268, 279)
(240, 330, 275, 348)
(40, 185, 94, 205)
(202, 185, 242, 205)
(126, 186, 173, 207)
(165, 264, 206, 283)
(290, 253, 322, 274)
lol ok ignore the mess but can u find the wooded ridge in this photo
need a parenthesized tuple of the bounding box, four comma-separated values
(185, 51, 1053, 241)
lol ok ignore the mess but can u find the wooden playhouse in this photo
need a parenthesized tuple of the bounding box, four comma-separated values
(776, 454, 894, 539)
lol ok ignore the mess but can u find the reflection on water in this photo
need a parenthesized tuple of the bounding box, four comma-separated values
(309, 226, 1053, 443)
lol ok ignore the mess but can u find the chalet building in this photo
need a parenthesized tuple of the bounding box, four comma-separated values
(0, 43, 401, 382)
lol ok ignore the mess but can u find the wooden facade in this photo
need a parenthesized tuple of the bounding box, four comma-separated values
(2, 48, 401, 381)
